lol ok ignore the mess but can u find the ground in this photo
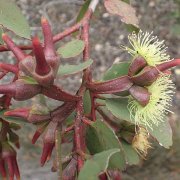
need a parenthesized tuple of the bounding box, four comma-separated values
(6, 0, 180, 179)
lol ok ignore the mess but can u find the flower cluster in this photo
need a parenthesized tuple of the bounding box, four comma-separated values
(125, 31, 175, 129)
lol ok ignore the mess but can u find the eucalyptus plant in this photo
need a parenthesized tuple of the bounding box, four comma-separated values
(0, 0, 179, 180)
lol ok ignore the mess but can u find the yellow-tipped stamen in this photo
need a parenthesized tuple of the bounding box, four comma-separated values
(128, 75, 175, 129)
(122, 31, 170, 66)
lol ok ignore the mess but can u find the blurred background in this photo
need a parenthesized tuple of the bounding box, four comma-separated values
(3, 0, 180, 179)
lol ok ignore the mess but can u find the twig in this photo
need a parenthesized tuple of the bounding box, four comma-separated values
(55, 126, 63, 180)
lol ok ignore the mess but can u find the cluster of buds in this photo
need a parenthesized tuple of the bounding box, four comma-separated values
(0, 17, 81, 179)
(5, 102, 77, 166)
(0, 17, 80, 102)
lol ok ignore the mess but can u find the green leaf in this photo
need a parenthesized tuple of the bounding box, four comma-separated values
(0, 110, 27, 125)
(58, 59, 93, 76)
(20, 76, 38, 85)
(0, 121, 2, 130)
(0, 0, 31, 39)
(103, 62, 130, 81)
(83, 90, 91, 114)
(57, 39, 85, 58)
(106, 98, 134, 123)
(86, 120, 126, 170)
(125, 24, 140, 33)
(78, 149, 120, 180)
(106, 99, 173, 148)
(121, 140, 140, 165)
(147, 119, 173, 148)
(76, 0, 91, 22)
(104, 0, 139, 28)
(0, 27, 3, 44)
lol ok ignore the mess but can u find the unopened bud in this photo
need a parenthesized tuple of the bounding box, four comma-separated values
(128, 57, 147, 77)
(129, 85, 151, 106)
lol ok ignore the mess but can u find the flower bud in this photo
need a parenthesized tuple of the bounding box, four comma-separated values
(128, 56, 147, 77)
(14, 80, 41, 100)
(4, 107, 51, 124)
(32, 122, 49, 144)
(0, 80, 41, 101)
(41, 121, 57, 166)
(129, 85, 151, 106)
(130, 66, 159, 86)
(19, 55, 54, 87)
(1, 142, 20, 180)
(41, 17, 60, 74)
(86, 76, 133, 94)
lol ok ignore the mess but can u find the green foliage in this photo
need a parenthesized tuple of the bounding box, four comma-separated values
(103, 62, 130, 80)
(147, 119, 173, 148)
(57, 39, 85, 58)
(86, 120, 126, 170)
(76, 0, 91, 22)
(58, 59, 93, 76)
(106, 98, 133, 123)
(78, 149, 120, 180)
(105, 98, 173, 148)
(0, 27, 3, 44)
(0, 0, 31, 38)
(121, 140, 140, 165)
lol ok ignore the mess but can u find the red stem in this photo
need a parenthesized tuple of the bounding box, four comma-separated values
(73, 9, 94, 172)
(157, 59, 180, 71)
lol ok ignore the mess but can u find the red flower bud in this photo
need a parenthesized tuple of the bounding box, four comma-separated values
(0, 80, 41, 101)
(86, 76, 133, 94)
(32, 36, 51, 75)
(130, 66, 159, 86)
(41, 121, 57, 166)
(4, 107, 51, 124)
(1, 142, 20, 180)
(41, 17, 60, 74)
(128, 57, 147, 77)
(32, 122, 49, 144)
(129, 85, 151, 106)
